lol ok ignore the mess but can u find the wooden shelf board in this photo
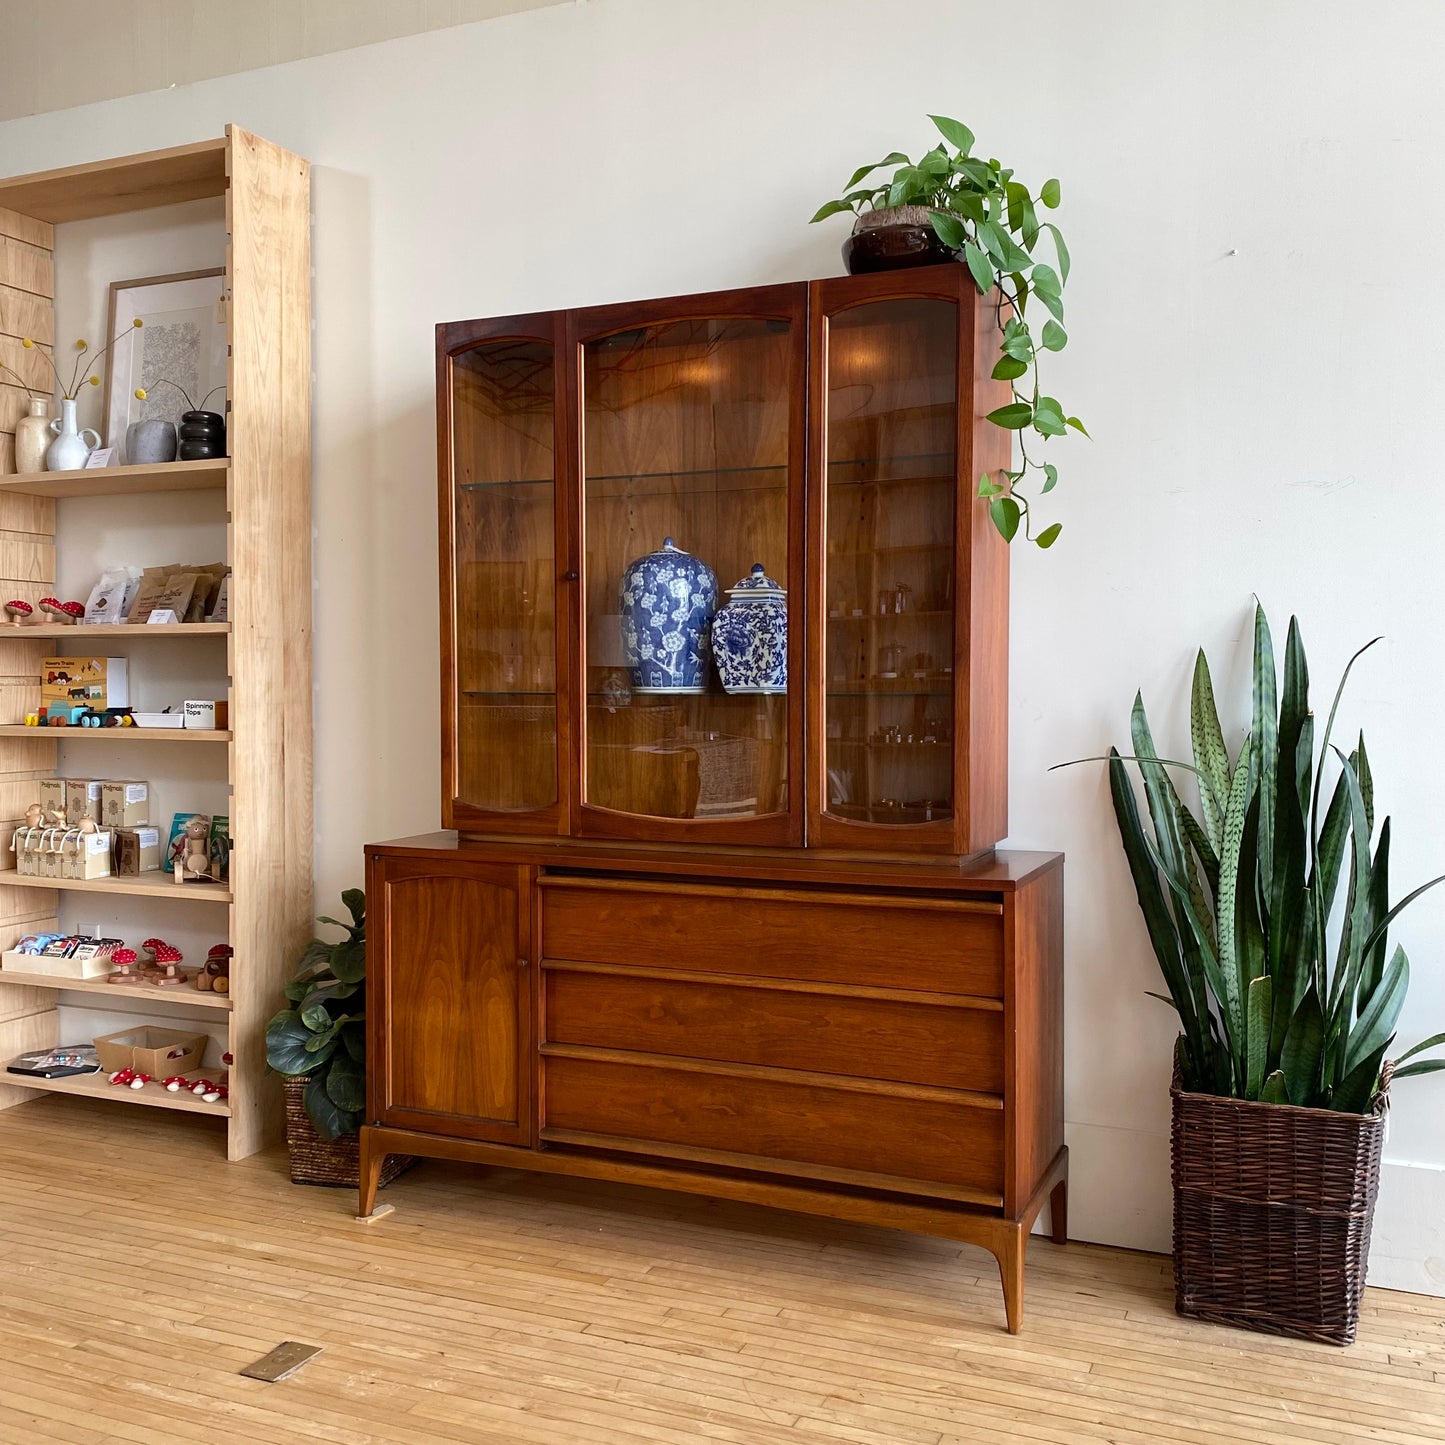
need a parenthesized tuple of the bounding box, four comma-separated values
(0, 458, 228, 499)
(4, 623, 230, 639)
(0, 138, 228, 224)
(1, 871, 231, 903)
(0, 726, 231, 743)
(4, 1067, 230, 1115)
(0, 968, 232, 1010)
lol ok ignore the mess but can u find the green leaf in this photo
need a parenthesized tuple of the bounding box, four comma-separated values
(991, 354, 1028, 382)
(1035, 522, 1062, 549)
(342, 1017, 367, 1064)
(1395, 1030, 1445, 1065)
(1333, 1042, 1389, 1115)
(989, 496, 1021, 542)
(1280, 982, 1325, 1106)
(1190, 650, 1230, 852)
(929, 211, 966, 251)
(1040, 320, 1067, 352)
(1344, 946, 1408, 1077)
(1250, 605, 1278, 900)
(987, 402, 1033, 430)
(325, 1050, 366, 1112)
(300, 1001, 332, 1034)
(1246, 976, 1272, 1099)
(809, 198, 853, 224)
(1393, 1058, 1445, 1078)
(1032, 400, 1066, 437)
(1043, 223, 1070, 283)
(1041, 462, 1059, 494)
(304, 1072, 361, 1141)
(264, 1011, 314, 1077)
(929, 115, 975, 153)
(1030, 262, 1061, 295)
(1260, 1070, 1290, 1104)
(1065, 416, 1090, 437)
(976, 473, 1004, 498)
(1215, 733, 1255, 1052)
(963, 241, 995, 295)
(329, 936, 367, 985)
(1040, 178, 1061, 208)
(341, 889, 366, 928)
(1355, 871, 1445, 975)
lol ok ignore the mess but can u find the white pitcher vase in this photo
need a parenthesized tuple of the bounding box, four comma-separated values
(46, 397, 100, 472)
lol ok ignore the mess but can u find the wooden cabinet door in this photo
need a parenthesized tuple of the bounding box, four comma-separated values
(438, 311, 573, 836)
(368, 855, 532, 1144)
(807, 267, 1010, 856)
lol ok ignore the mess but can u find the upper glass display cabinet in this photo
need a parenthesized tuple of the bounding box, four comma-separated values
(574, 286, 807, 844)
(437, 269, 1009, 856)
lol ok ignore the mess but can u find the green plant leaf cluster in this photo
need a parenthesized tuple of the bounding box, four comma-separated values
(1079, 605, 1445, 1110)
(811, 115, 1083, 548)
(265, 887, 368, 1140)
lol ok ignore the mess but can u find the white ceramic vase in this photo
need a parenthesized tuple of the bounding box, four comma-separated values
(46, 397, 100, 472)
(14, 397, 52, 474)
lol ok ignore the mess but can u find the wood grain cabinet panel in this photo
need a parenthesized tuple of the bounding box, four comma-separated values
(540, 878, 1004, 996)
(368, 857, 530, 1144)
(544, 965, 1004, 1094)
(541, 1054, 1005, 1198)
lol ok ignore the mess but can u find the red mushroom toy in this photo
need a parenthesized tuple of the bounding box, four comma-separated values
(4, 600, 32, 626)
(150, 940, 185, 985)
(37, 597, 82, 624)
(108, 947, 139, 983)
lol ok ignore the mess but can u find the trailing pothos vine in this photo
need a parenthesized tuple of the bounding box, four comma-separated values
(812, 115, 1085, 548)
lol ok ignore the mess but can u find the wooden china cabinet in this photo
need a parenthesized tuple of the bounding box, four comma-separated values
(364, 265, 1065, 1334)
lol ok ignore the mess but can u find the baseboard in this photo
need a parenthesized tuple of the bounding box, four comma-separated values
(1052, 1121, 1445, 1299)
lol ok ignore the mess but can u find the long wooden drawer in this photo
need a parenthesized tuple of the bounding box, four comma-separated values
(541, 1054, 1005, 1198)
(539, 877, 1004, 996)
(544, 964, 1004, 1094)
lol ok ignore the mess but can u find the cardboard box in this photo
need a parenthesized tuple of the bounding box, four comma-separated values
(36, 836, 63, 880)
(38, 777, 65, 818)
(62, 829, 112, 880)
(101, 780, 149, 828)
(93, 1026, 207, 1076)
(113, 825, 162, 876)
(182, 699, 228, 730)
(65, 778, 103, 825)
(40, 656, 129, 711)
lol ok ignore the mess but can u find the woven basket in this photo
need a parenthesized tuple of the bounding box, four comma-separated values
(1171, 1060, 1387, 1345)
(283, 1076, 415, 1189)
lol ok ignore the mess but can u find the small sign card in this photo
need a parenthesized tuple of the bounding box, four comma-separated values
(84, 448, 116, 469)
(146, 608, 180, 625)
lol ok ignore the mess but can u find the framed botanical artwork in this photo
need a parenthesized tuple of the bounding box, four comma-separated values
(102, 268, 227, 454)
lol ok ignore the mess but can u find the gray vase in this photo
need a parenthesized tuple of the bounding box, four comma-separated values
(126, 418, 177, 465)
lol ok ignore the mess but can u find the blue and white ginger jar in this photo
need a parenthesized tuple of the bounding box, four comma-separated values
(711, 563, 787, 696)
(619, 537, 718, 694)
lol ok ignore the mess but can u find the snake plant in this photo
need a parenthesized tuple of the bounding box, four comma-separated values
(1098, 605, 1445, 1110)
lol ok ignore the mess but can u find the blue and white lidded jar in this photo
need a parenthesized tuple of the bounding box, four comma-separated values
(619, 537, 718, 694)
(711, 563, 788, 695)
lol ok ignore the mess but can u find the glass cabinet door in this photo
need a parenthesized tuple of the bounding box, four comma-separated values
(810, 271, 1006, 854)
(574, 287, 805, 843)
(441, 317, 568, 831)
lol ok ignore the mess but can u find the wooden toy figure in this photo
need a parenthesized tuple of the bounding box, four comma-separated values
(174, 815, 212, 883)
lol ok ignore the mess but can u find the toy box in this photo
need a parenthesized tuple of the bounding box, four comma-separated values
(113, 825, 162, 875)
(62, 829, 112, 880)
(101, 780, 149, 828)
(40, 657, 129, 711)
(38, 777, 65, 817)
(65, 778, 103, 825)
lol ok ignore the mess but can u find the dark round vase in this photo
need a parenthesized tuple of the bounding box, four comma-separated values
(177, 409, 226, 461)
(842, 204, 959, 275)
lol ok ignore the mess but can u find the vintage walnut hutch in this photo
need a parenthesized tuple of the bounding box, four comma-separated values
(363, 264, 1066, 1333)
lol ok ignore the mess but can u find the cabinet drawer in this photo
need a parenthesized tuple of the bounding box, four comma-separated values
(544, 965, 1004, 1094)
(540, 878, 1003, 996)
(542, 1054, 1004, 1198)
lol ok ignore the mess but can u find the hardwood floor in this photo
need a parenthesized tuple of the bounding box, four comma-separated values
(0, 1097, 1441, 1445)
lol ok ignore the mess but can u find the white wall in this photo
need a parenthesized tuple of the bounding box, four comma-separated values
(2, 0, 1442, 1291)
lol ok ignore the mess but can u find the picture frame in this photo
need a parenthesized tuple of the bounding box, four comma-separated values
(102, 268, 227, 457)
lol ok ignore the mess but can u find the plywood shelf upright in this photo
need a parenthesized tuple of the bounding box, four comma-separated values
(0, 129, 312, 1159)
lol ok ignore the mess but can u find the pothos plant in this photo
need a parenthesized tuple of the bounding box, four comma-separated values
(265, 889, 368, 1140)
(812, 115, 1084, 548)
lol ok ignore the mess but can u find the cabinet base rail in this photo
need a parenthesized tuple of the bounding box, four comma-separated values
(357, 1125, 1067, 1334)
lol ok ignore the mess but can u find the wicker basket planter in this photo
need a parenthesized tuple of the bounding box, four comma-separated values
(283, 1076, 415, 1189)
(1171, 1064, 1387, 1345)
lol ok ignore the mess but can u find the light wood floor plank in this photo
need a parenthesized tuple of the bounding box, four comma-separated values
(0, 1096, 1441, 1445)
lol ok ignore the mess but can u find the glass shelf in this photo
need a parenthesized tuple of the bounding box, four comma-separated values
(461, 690, 558, 699)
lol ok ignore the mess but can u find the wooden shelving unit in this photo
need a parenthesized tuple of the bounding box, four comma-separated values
(8, 1068, 231, 1115)
(0, 129, 312, 1159)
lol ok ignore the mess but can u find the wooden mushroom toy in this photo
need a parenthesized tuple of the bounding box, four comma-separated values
(37, 597, 80, 624)
(109, 947, 140, 983)
(150, 940, 186, 986)
(4, 600, 33, 626)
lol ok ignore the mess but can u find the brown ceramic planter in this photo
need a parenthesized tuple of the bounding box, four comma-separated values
(842, 205, 958, 274)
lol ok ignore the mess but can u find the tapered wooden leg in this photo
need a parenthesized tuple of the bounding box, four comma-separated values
(357, 1127, 385, 1218)
(995, 1228, 1026, 1335)
(1049, 1176, 1068, 1245)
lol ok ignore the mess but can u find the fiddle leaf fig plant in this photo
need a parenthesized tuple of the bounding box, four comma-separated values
(266, 887, 368, 1140)
(812, 115, 1083, 548)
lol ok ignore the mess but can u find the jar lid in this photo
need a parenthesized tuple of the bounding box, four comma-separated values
(726, 563, 785, 598)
